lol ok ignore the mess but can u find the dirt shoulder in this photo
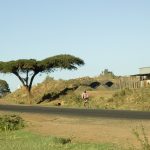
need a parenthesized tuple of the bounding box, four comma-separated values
(1, 111, 150, 148)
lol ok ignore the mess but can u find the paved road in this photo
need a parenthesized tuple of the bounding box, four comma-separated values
(0, 104, 150, 120)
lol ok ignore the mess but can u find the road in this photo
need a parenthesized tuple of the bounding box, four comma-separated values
(0, 104, 150, 120)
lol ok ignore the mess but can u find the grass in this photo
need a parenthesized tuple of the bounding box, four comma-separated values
(0, 130, 119, 150)
(104, 88, 150, 111)
(131, 125, 150, 150)
(3, 75, 150, 111)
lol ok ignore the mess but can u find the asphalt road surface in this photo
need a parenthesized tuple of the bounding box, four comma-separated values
(0, 104, 150, 120)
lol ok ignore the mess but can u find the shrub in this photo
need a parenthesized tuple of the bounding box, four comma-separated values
(52, 137, 71, 145)
(0, 114, 25, 131)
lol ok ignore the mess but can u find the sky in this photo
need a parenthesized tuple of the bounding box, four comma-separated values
(0, 0, 150, 91)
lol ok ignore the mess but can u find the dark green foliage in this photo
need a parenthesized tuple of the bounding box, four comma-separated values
(0, 79, 10, 97)
(41, 54, 84, 72)
(0, 114, 25, 131)
(0, 59, 38, 73)
(52, 137, 71, 145)
(0, 55, 84, 74)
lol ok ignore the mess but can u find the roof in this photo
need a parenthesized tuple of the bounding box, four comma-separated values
(139, 67, 150, 69)
(131, 73, 150, 76)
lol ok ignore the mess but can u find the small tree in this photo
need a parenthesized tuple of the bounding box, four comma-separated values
(0, 79, 10, 97)
(100, 69, 115, 78)
(0, 54, 84, 98)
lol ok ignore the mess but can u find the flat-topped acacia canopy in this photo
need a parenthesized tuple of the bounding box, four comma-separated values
(0, 54, 84, 94)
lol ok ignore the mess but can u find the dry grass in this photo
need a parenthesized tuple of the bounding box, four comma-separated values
(3, 76, 150, 111)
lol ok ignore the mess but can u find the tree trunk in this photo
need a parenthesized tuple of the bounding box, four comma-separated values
(25, 86, 33, 104)
(13, 71, 38, 104)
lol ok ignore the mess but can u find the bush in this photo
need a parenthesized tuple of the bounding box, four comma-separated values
(0, 114, 25, 131)
(52, 137, 71, 145)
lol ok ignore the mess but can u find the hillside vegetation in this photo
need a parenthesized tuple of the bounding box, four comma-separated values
(3, 76, 150, 111)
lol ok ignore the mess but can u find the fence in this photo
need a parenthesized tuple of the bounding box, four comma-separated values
(115, 76, 141, 89)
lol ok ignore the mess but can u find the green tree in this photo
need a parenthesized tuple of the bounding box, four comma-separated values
(0, 79, 10, 97)
(100, 69, 115, 78)
(0, 54, 84, 97)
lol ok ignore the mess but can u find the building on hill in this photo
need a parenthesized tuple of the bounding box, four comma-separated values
(131, 67, 150, 87)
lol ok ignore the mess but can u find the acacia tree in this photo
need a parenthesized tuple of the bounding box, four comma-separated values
(0, 79, 10, 97)
(0, 54, 84, 96)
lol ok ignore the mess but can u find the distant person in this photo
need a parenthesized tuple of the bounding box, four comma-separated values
(81, 90, 89, 107)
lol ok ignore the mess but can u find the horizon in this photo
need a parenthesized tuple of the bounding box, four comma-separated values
(0, 0, 150, 91)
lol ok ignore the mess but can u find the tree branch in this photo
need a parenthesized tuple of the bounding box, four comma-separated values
(22, 70, 29, 86)
(13, 71, 26, 87)
(29, 71, 38, 92)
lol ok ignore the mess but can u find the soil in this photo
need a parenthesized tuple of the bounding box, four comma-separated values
(0, 98, 150, 148)
(17, 112, 150, 148)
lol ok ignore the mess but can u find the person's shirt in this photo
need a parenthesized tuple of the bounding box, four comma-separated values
(82, 92, 89, 99)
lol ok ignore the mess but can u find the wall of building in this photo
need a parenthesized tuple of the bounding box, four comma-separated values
(139, 67, 150, 74)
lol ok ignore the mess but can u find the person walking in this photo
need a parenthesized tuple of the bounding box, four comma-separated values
(81, 90, 89, 107)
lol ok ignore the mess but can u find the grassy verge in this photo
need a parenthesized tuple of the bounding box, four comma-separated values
(4, 75, 150, 111)
(0, 130, 119, 150)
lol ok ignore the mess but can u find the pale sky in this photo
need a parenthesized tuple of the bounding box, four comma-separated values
(0, 0, 150, 91)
